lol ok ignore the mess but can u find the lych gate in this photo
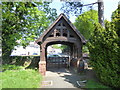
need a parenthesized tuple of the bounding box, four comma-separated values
(36, 13, 86, 75)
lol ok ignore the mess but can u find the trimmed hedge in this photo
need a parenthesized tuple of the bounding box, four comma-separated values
(88, 21, 120, 88)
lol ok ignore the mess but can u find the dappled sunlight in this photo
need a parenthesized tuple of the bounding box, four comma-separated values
(43, 68, 82, 88)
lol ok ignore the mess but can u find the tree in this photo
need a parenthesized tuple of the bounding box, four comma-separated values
(52, 44, 69, 52)
(74, 10, 98, 40)
(74, 10, 98, 53)
(98, 0, 104, 27)
(87, 4, 120, 87)
(61, 0, 104, 26)
(111, 3, 120, 38)
(2, 2, 57, 62)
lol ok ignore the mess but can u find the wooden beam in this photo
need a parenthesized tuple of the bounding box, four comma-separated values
(54, 29, 57, 37)
(60, 23, 63, 36)
(67, 30, 70, 38)
(57, 26, 67, 29)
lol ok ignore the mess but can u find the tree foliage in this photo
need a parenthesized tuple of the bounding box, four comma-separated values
(111, 4, 120, 40)
(87, 5, 120, 87)
(74, 10, 98, 40)
(61, 1, 104, 26)
(52, 44, 69, 51)
(61, 2, 83, 17)
(61, 2, 98, 17)
(2, 2, 57, 61)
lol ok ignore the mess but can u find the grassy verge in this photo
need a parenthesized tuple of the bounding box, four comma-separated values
(1, 65, 42, 88)
(85, 79, 111, 89)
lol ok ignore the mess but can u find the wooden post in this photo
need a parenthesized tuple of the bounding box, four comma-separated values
(39, 44, 46, 76)
(73, 45, 75, 58)
(74, 47, 77, 58)
(75, 44, 84, 73)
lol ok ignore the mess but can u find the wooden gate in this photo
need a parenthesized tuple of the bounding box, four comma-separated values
(46, 57, 69, 68)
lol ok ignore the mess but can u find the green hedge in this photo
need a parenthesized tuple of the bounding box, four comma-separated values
(88, 22, 120, 88)
(2, 56, 40, 69)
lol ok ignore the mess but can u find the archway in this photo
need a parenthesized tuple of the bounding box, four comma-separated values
(46, 43, 71, 69)
(36, 13, 86, 75)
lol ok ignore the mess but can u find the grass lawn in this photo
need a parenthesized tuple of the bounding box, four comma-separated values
(85, 79, 111, 89)
(1, 65, 43, 89)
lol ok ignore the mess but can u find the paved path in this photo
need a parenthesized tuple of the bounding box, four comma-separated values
(40, 68, 85, 89)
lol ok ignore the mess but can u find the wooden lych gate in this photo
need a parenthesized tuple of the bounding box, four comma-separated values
(36, 13, 86, 75)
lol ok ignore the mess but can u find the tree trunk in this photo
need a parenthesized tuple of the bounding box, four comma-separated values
(98, 0, 104, 27)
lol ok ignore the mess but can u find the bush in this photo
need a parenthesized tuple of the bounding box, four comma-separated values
(87, 21, 120, 88)
(2, 56, 40, 69)
(2, 64, 24, 71)
(85, 80, 110, 88)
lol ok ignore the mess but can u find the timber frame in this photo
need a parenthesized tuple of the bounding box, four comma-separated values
(36, 13, 86, 75)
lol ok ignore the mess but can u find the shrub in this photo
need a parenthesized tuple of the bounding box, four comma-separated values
(87, 21, 120, 88)
(2, 56, 40, 69)
(2, 64, 24, 71)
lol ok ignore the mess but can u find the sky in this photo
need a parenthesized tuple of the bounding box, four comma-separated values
(49, 0, 120, 23)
